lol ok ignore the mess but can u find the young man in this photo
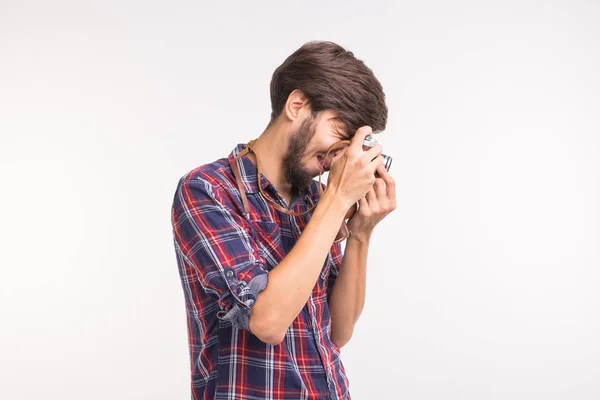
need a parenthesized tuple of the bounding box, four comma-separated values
(171, 41, 396, 400)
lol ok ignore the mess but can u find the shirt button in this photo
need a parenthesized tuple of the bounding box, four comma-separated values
(226, 270, 234, 278)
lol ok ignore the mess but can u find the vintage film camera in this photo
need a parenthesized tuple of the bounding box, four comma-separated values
(363, 135, 392, 171)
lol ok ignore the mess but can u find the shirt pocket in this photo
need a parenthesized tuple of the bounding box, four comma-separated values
(249, 220, 284, 271)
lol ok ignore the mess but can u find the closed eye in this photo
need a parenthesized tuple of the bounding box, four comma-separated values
(332, 127, 350, 141)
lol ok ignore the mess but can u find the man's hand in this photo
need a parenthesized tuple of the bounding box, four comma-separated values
(326, 126, 385, 210)
(346, 163, 397, 242)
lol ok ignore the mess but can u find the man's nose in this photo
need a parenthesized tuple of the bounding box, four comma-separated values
(331, 149, 343, 158)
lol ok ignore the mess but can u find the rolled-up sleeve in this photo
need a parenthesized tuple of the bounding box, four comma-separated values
(172, 176, 268, 331)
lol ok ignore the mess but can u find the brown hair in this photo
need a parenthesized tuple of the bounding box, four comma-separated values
(269, 41, 388, 135)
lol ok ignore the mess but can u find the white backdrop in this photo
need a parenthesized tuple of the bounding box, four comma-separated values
(1, 1, 599, 399)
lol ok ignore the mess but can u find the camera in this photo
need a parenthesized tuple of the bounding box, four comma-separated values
(363, 135, 392, 171)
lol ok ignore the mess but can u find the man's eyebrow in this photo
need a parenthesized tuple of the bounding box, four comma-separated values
(328, 117, 350, 134)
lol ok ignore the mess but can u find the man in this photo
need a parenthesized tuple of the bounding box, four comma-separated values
(171, 41, 396, 400)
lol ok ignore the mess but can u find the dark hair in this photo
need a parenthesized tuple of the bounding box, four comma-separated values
(269, 41, 388, 135)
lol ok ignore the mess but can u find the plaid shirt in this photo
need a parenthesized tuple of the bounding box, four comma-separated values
(171, 143, 351, 400)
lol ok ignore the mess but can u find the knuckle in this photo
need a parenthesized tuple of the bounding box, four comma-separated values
(355, 126, 371, 138)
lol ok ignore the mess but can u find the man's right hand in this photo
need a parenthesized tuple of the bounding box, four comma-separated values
(326, 126, 385, 209)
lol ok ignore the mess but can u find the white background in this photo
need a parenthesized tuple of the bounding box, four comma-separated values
(1, 1, 599, 399)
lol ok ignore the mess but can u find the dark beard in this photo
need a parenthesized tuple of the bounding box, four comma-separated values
(282, 117, 317, 192)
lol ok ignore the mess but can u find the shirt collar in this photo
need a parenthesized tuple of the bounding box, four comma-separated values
(228, 143, 315, 202)
(228, 143, 271, 194)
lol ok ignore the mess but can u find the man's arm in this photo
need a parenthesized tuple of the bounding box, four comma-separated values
(249, 127, 384, 345)
(248, 191, 348, 345)
(327, 163, 397, 347)
(327, 234, 370, 348)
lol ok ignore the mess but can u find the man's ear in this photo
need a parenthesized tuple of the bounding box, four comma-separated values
(283, 89, 308, 122)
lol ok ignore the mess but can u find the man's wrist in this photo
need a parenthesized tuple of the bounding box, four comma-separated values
(348, 230, 372, 245)
(320, 189, 353, 218)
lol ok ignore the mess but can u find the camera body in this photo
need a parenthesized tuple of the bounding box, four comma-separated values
(363, 135, 392, 171)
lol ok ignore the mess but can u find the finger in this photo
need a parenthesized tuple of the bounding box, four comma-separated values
(368, 155, 386, 174)
(376, 164, 396, 199)
(365, 186, 377, 206)
(349, 126, 373, 153)
(358, 195, 369, 212)
(363, 143, 383, 163)
(374, 178, 387, 199)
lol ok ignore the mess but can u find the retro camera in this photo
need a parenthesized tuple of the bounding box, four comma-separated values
(363, 135, 392, 171)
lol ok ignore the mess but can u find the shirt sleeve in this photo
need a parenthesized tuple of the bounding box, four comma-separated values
(171, 176, 268, 332)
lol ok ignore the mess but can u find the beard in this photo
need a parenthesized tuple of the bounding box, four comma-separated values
(282, 116, 317, 192)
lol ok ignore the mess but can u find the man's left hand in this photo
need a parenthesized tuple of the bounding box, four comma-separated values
(346, 163, 397, 242)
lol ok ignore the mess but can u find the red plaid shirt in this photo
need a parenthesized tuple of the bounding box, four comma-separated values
(171, 143, 351, 399)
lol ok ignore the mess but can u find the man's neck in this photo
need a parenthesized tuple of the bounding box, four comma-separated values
(249, 122, 293, 201)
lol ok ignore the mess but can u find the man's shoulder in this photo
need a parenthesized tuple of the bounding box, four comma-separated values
(172, 150, 251, 220)
(177, 156, 236, 193)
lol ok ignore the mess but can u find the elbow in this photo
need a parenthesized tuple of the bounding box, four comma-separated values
(260, 332, 286, 346)
(331, 328, 354, 348)
(248, 312, 287, 346)
(257, 328, 286, 346)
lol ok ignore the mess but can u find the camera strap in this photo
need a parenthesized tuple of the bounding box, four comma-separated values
(230, 139, 355, 243)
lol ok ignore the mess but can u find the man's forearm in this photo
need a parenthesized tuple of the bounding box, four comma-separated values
(328, 233, 370, 347)
(249, 190, 349, 345)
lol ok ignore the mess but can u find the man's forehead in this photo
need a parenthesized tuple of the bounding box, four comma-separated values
(326, 114, 352, 135)
(326, 114, 347, 127)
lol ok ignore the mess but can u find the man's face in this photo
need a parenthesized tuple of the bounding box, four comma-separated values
(282, 110, 350, 191)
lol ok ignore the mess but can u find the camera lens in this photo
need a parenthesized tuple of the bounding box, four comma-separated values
(382, 154, 392, 171)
